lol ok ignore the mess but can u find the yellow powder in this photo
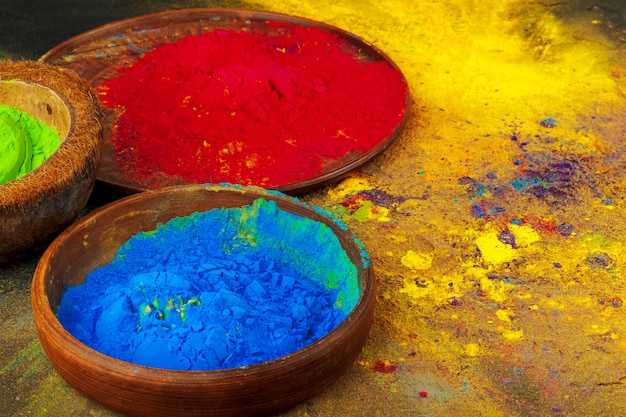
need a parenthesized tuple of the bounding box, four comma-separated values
(509, 224, 540, 247)
(501, 329, 525, 342)
(479, 277, 514, 303)
(401, 250, 433, 270)
(327, 177, 371, 200)
(464, 343, 481, 357)
(496, 309, 514, 322)
(476, 232, 517, 265)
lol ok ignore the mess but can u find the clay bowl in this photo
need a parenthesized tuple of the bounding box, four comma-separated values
(0, 60, 104, 263)
(31, 184, 376, 417)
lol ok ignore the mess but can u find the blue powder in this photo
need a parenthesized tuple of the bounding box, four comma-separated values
(57, 198, 361, 371)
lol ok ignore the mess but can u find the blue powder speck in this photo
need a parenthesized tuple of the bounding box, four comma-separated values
(57, 198, 360, 371)
(602, 197, 615, 205)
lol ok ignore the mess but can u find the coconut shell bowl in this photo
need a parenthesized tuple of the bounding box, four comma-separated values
(31, 184, 376, 417)
(0, 60, 104, 263)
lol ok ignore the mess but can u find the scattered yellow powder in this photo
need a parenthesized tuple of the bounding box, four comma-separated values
(327, 177, 371, 200)
(509, 224, 540, 247)
(401, 250, 433, 270)
(464, 343, 481, 357)
(501, 329, 525, 342)
(476, 232, 517, 265)
(496, 309, 515, 323)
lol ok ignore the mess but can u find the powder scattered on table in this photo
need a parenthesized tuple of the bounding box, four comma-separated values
(96, 22, 408, 187)
(0, 105, 60, 185)
(57, 198, 361, 370)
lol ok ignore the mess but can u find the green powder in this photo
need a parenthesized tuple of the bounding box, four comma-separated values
(0, 105, 60, 185)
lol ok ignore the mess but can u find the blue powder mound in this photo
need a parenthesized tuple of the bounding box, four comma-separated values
(57, 198, 361, 371)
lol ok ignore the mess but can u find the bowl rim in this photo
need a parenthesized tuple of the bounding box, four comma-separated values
(32, 184, 376, 382)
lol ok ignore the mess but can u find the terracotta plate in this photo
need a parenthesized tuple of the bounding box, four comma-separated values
(40, 8, 410, 195)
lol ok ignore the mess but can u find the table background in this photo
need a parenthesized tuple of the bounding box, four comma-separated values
(2, 0, 626, 416)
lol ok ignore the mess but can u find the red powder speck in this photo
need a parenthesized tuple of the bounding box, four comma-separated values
(372, 360, 398, 373)
(519, 215, 560, 234)
(340, 194, 368, 212)
(419, 391, 428, 398)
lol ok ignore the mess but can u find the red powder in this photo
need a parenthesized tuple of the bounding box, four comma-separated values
(372, 360, 398, 373)
(96, 22, 407, 188)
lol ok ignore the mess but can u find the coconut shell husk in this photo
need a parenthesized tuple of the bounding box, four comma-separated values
(0, 60, 104, 263)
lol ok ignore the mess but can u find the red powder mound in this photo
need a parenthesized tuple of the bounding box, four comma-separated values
(97, 23, 407, 187)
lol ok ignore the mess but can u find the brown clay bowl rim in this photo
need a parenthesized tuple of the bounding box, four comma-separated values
(39, 8, 411, 195)
(32, 184, 375, 381)
(0, 61, 103, 209)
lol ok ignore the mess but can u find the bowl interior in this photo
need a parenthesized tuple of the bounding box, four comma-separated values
(0, 80, 71, 140)
(43, 187, 368, 313)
